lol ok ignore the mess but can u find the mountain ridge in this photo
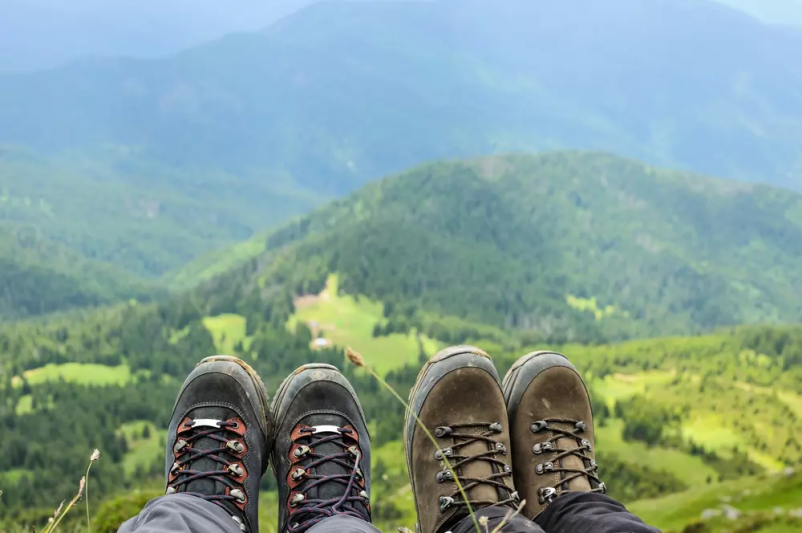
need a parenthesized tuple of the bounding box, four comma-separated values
(186, 151, 802, 343)
(1, 0, 802, 190)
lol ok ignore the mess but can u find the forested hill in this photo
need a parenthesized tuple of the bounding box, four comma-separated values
(199, 152, 802, 342)
(2, 0, 802, 192)
(0, 227, 156, 318)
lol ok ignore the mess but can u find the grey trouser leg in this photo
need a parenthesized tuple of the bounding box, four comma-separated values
(118, 494, 382, 533)
(306, 515, 383, 533)
(117, 494, 240, 533)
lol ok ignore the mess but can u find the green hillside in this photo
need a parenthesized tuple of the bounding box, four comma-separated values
(3, 151, 802, 531)
(4, 0, 802, 319)
(0, 226, 155, 318)
(0, 148, 326, 278)
(203, 152, 802, 342)
(0, 147, 326, 317)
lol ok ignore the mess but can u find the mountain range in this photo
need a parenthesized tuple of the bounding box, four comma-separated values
(2, 0, 802, 301)
(3, 0, 802, 190)
(1, 0, 801, 72)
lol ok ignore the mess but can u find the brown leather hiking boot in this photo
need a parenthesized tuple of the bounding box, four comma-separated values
(502, 351, 606, 519)
(405, 346, 519, 533)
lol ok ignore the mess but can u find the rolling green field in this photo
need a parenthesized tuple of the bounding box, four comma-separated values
(631, 470, 802, 533)
(202, 314, 253, 357)
(287, 275, 441, 375)
(596, 419, 718, 485)
(12, 363, 136, 387)
(118, 422, 167, 479)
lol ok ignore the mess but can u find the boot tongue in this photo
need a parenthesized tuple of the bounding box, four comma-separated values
(552, 422, 591, 492)
(458, 428, 500, 506)
(185, 406, 237, 497)
(299, 415, 365, 513)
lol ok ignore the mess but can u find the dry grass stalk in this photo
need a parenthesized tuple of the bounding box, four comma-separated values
(42, 448, 100, 533)
(85, 449, 101, 533)
(490, 499, 527, 533)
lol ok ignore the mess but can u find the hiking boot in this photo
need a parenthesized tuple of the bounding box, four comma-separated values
(165, 356, 272, 533)
(502, 351, 605, 519)
(405, 346, 518, 533)
(272, 364, 372, 533)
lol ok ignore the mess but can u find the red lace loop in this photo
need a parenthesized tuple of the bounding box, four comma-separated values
(168, 417, 249, 511)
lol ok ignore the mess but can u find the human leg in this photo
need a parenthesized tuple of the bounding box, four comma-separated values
(118, 493, 241, 533)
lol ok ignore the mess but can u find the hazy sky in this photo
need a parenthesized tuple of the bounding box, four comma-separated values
(0, 0, 312, 71)
(0, 0, 800, 72)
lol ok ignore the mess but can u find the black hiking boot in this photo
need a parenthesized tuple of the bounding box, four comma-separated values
(165, 356, 272, 533)
(502, 351, 606, 519)
(272, 364, 372, 533)
(405, 346, 519, 533)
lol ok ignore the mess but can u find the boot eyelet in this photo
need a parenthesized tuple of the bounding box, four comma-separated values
(538, 487, 557, 504)
(489, 422, 503, 433)
(439, 496, 455, 513)
(293, 445, 311, 458)
(598, 481, 607, 494)
(166, 486, 177, 495)
(581, 439, 593, 451)
(533, 442, 554, 455)
(290, 493, 305, 507)
(536, 461, 555, 475)
(359, 490, 369, 500)
(434, 448, 453, 460)
(170, 462, 181, 474)
(227, 440, 245, 454)
(347, 446, 360, 457)
(228, 463, 244, 477)
(436, 470, 454, 483)
(231, 516, 246, 532)
(291, 468, 306, 481)
(575, 421, 587, 433)
(230, 489, 246, 503)
(495, 443, 507, 454)
(590, 459, 598, 468)
(531, 421, 548, 433)
(174, 440, 188, 454)
(435, 426, 453, 438)
(504, 465, 512, 473)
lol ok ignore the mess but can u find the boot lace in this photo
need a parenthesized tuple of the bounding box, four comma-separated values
(286, 425, 370, 533)
(434, 421, 518, 513)
(167, 418, 249, 511)
(530, 417, 606, 504)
